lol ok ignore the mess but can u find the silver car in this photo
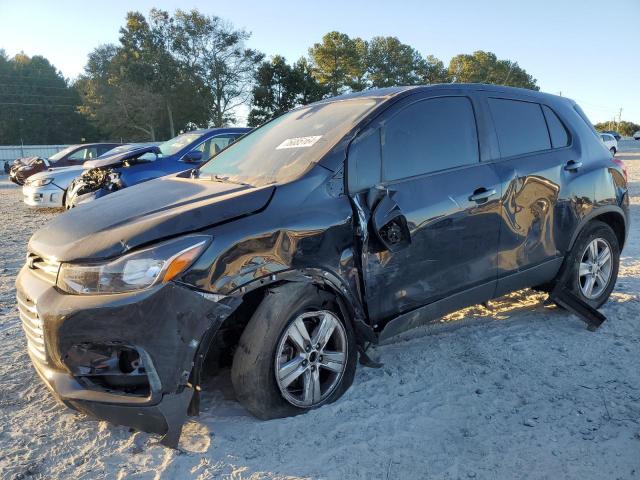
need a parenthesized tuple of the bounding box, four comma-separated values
(22, 166, 85, 207)
(22, 145, 147, 208)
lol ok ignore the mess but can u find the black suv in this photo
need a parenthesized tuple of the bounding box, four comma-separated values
(16, 85, 629, 446)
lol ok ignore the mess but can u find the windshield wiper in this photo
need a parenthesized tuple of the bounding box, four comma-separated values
(211, 174, 252, 187)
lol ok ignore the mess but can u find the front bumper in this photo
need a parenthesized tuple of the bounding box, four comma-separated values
(16, 265, 236, 445)
(22, 184, 65, 207)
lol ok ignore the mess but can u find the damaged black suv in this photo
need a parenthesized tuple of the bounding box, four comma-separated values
(17, 85, 629, 446)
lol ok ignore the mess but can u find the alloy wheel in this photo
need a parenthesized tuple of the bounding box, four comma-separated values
(274, 310, 347, 408)
(578, 238, 613, 299)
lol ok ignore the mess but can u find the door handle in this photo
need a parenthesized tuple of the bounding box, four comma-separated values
(564, 160, 583, 172)
(468, 188, 496, 203)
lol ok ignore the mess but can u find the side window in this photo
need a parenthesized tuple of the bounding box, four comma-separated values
(98, 145, 116, 156)
(347, 128, 382, 193)
(488, 98, 551, 157)
(542, 105, 570, 148)
(194, 136, 238, 160)
(67, 147, 97, 161)
(381, 96, 479, 182)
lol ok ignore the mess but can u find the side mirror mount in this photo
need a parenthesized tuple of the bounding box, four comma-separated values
(181, 151, 203, 163)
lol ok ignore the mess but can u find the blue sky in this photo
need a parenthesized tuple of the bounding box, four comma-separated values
(1, 0, 638, 124)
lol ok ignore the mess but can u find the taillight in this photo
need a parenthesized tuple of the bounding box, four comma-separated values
(611, 158, 627, 183)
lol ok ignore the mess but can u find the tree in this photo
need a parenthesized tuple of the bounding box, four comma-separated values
(170, 9, 263, 126)
(116, 9, 210, 136)
(247, 56, 327, 127)
(308, 32, 368, 95)
(448, 50, 538, 90)
(366, 36, 424, 87)
(595, 120, 640, 137)
(248, 56, 297, 126)
(290, 57, 328, 105)
(0, 52, 95, 144)
(420, 55, 450, 84)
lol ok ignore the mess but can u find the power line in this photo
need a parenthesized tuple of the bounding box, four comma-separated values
(0, 93, 77, 99)
(0, 82, 72, 90)
(0, 102, 78, 107)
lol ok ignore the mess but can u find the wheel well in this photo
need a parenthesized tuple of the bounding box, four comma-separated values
(200, 281, 354, 379)
(592, 211, 626, 249)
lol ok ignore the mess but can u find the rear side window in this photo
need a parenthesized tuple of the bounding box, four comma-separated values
(381, 96, 479, 181)
(488, 98, 550, 157)
(542, 105, 570, 148)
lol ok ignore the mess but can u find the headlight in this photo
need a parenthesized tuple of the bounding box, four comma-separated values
(57, 235, 211, 294)
(26, 178, 53, 187)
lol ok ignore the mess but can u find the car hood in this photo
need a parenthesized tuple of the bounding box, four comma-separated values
(29, 175, 275, 261)
(83, 145, 162, 169)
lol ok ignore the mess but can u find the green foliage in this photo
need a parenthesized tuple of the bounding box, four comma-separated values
(366, 36, 423, 87)
(0, 51, 97, 144)
(448, 50, 538, 90)
(2, 19, 548, 144)
(308, 32, 368, 96)
(247, 56, 327, 127)
(308, 34, 538, 97)
(80, 9, 261, 141)
(594, 121, 640, 137)
(420, 55, 450, 84)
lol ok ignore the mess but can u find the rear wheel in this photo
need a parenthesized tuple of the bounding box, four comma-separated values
(231, 283, 356, 419)
(556, 221, 620, 308)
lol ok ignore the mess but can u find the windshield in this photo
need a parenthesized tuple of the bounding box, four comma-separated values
(97, 144, 135, 158)
(49, 145, 77, 161)
(157, 133, 202, 156)
(198, 98, 379, 187)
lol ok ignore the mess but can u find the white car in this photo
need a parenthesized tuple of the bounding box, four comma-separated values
(634, 130, 640, 140)
(22, 165, 85, 207)
(22, 144, 142, 208)
(599, 133, 618, 155)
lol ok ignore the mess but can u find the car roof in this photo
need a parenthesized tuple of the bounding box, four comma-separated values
(319, 83, 573, 106)
(182, 127, 252, 135)
(67, 143, 122, 148)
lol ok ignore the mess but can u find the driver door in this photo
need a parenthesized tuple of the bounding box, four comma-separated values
(348, 92, 502, 326)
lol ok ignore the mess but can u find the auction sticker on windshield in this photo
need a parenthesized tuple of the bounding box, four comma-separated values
(276, 136, 322, 149)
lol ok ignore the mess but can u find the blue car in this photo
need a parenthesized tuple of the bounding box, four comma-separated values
(66, 128, 250, 207)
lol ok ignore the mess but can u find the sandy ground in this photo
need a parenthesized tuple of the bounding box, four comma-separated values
(1, 141, 639, 480)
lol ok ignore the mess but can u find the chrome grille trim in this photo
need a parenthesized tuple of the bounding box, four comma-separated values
(17, 294, 47, 364)
(26, 252, 60, 284)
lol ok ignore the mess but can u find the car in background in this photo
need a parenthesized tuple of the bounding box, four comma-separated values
(22, 145, 144, 208)
(65, 128, 250, 208)
(8, 143, 121, 185)
(601, 130, 621, 141)
(634, 130, 640, 140)
(599, 133, 618, 155)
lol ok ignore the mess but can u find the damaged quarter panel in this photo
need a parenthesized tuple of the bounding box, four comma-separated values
(182, 154, 365, 317)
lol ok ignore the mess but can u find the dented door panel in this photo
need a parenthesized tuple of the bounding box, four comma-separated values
(355, 164, 502, 324)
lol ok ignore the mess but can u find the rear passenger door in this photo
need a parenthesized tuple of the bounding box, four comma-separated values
(483, 96, 573, 294)
(348, 92, 503, 324)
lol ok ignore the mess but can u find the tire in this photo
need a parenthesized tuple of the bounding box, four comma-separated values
(556, 220, 620, 308)
(231, 283, 357, 420)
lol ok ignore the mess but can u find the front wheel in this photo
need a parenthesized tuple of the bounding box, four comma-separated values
(559, 221, 620, 308)
(231, 283, 356, 419)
